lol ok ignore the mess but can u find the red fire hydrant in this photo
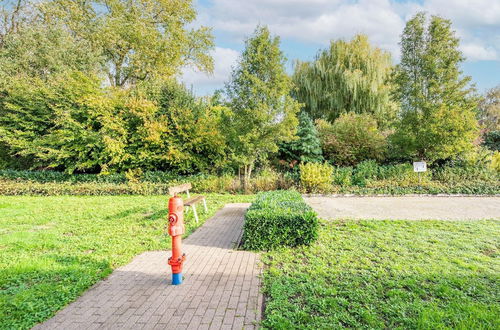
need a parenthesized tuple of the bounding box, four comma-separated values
(167, 195, 186, 285)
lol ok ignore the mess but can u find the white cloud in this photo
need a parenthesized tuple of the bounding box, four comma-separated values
(461, 43, 498, 61)
(203, 0, 404, 56)
(199, 0, 500, 59)
(410, 0, 500, 62)
(423, 0, 500, 27)
(181, 46, 239, 94)
(187, 0, 500, 94)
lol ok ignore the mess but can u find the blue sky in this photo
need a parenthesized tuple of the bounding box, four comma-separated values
(181, 0, 500, 96)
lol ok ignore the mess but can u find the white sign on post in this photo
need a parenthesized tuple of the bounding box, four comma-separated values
(413, 161, 427, 173)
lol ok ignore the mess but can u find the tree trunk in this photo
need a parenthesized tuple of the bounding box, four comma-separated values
(243, 162, 254, 194)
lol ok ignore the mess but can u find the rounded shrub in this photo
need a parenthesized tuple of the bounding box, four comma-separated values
(316, 113, 387, 166)
(299, 162, 334, 193)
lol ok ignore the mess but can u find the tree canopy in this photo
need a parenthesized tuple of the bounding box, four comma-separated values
(0, 3, 491, 177)
(293, 34, 396, 127)
(224, 26, 300, 187)
(391, 12, 479, 162)
(0, 0, 214, 87)
(0, 75, 228, 173)
(42, 0, 214, 87)
(478, 86, 500, 131)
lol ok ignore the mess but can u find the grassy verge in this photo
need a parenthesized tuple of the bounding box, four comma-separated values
(0, 194, 254, 329)
(262, 219, 500, 329)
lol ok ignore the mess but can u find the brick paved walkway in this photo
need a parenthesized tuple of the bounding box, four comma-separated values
(34, 203, 262, 330)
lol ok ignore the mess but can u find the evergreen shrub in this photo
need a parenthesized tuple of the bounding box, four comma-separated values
(242, 191, 318, 250)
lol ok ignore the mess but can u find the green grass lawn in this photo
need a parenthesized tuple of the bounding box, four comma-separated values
(0, 194, 253, 329)
(262, 219, 500, 329)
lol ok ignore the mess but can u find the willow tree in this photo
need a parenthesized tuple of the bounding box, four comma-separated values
(292, 34, 396, 126)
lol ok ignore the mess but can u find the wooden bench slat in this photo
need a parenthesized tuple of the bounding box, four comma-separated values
(184, 195, 205, 206)
(168, 183, 192, 196)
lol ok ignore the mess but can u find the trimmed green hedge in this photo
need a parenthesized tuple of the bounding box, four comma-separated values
(0, 169, 128, 183)
(0, 180, 172, 196)
(1, 166, 499, 196)
(242, 191, 319, 250)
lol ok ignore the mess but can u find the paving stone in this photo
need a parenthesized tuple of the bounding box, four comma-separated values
(33, 203, 263, 329)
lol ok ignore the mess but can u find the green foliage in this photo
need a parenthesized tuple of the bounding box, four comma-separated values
(333, 162, 430, 190)
(0, 1, 38, 44)
(0, 22, 101, 81)
(0, 169, 295, 195)
(316, 113, 387, 166)
(0, 76, 228, 174)
(377, 163, 423, 183)
(262, 219, 500, 329)
(0, 180, 172, 196)
(250, 167, 296, 192)
(392, 12, 479, 162)
(483, 130, 500, 152)
(242, 191, 318, 250)
(460, 146, 496, 168)
(2, 159, 499, 196)
(478, 86, 500, 131)
(0, 1, 219, 172)
(0, 72, 100, 170)
(224, 25, 300, 189)
(432, 164, 498, 184)
(0, 194, 254, 328)
(332, 166, 353, 186)
(293, 34, 396, 126)
(491, 152, 500, 173)
(0, 169, 127, 183)
(279, 111, 323, 166)
(299, 162, 334, 193)
(346, 181, 500, 195)
(151, 81, 229, 173)
(352, 160, 380, 187)
(42, 0, 214, 87)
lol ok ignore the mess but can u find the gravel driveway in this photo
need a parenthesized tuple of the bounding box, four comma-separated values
(305, 196, 500, 220)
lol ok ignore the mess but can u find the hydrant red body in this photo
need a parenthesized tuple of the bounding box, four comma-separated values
(167, 195, 186, 285)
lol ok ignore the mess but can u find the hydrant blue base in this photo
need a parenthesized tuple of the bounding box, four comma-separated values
(172, 273, 182, 285)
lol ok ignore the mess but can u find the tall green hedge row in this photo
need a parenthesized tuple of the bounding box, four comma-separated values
(0, 169, 191, 184)
(1, 165, 499, 196)
(242, 191, 319, 250)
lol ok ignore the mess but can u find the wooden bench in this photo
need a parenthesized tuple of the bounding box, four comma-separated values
(168, 183, 207, 223)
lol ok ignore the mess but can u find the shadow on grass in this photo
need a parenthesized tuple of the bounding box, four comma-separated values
(0, 254, 111, 329)
(103, 206, 145, 221)
(143, 209, 169, 222)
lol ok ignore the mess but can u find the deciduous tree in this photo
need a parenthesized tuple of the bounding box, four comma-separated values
(43, 0, 214, 87)
(478, 86, 500, 131)
(391, 12, 479, 162)
(225, 26, 300, 190)
(293, 34, 396, 127)
(0, 23, 101, 81)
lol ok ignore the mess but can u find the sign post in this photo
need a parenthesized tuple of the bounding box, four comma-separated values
(413, 161, 427, 184)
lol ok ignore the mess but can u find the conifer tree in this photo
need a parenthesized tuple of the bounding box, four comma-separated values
(279, 111, 323, 166)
